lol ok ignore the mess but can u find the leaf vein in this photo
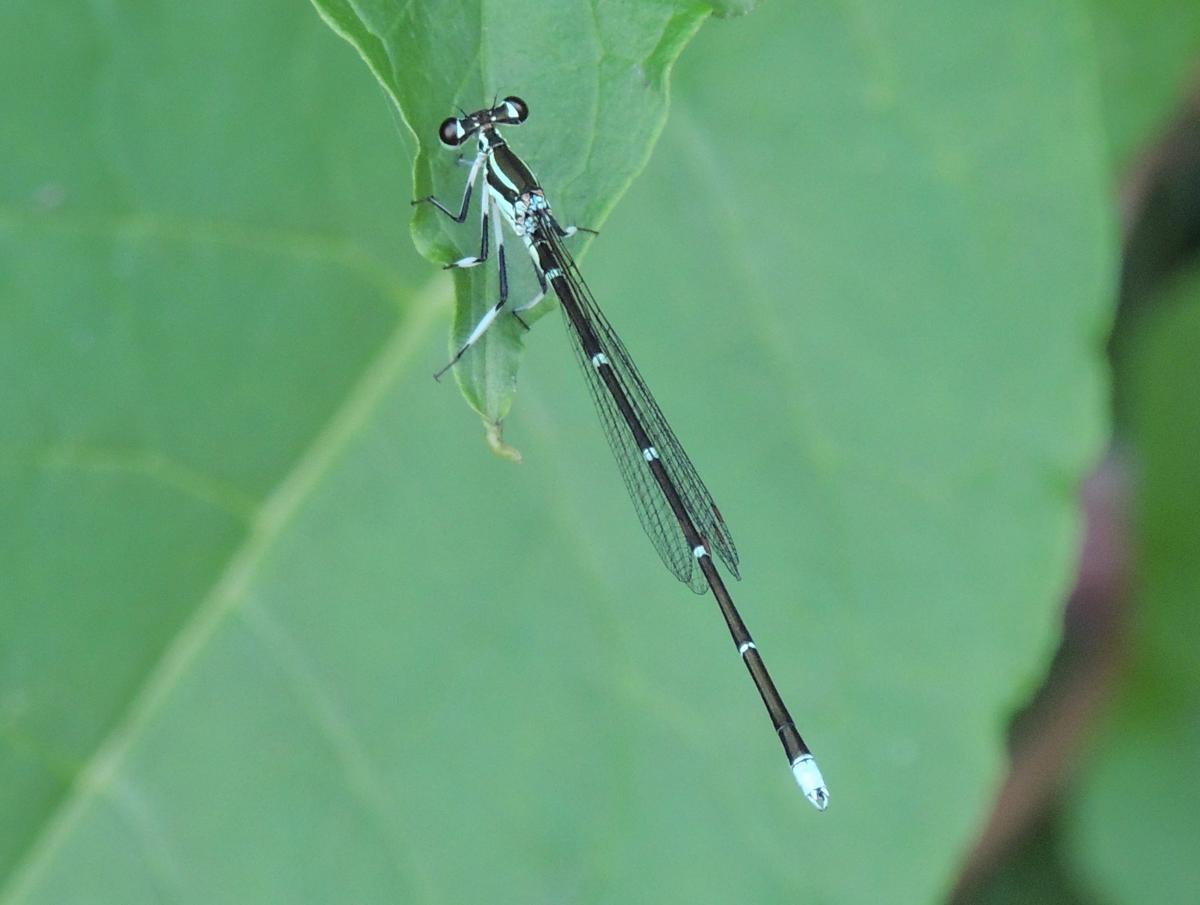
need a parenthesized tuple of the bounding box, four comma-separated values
(0, 276, 448, 903)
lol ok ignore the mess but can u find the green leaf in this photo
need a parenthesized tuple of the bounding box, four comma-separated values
(1086, 0, 1200, 170)
(1, 2, 1113, 904)
(1066, 270, 1200, 904)
(310, 0, 726, 434)
(0, 0, 432, 897)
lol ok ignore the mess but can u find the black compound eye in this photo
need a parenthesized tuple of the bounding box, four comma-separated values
(438, 116, 466, 146)
(502, 96, 528, 124)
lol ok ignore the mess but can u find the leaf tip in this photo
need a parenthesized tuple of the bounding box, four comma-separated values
(484, 419, 523, 463)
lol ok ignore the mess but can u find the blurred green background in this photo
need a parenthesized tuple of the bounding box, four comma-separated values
(1, 1, 1196, 903)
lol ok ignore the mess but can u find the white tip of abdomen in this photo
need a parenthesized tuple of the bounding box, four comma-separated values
(791, 754, 829, 811)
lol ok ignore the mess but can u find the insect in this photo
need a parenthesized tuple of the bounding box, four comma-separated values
(414, 96, 828, 809)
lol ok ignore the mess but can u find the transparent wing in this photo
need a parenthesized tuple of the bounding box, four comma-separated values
(542, 225, 739, 593)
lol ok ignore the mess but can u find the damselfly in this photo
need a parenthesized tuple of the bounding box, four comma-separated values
(414, 96, 828, 809)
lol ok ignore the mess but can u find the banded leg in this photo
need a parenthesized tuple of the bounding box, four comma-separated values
(548, 214, 599, 239)
(412, 151, 485, 223)
(511, 230, 564, 325)
(434, 196, 512, 381)
(443, 176, 492, 271)
(513, 254, 549, 323)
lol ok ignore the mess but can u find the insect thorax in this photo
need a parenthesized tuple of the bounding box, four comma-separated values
(511, 190, 549, 236)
